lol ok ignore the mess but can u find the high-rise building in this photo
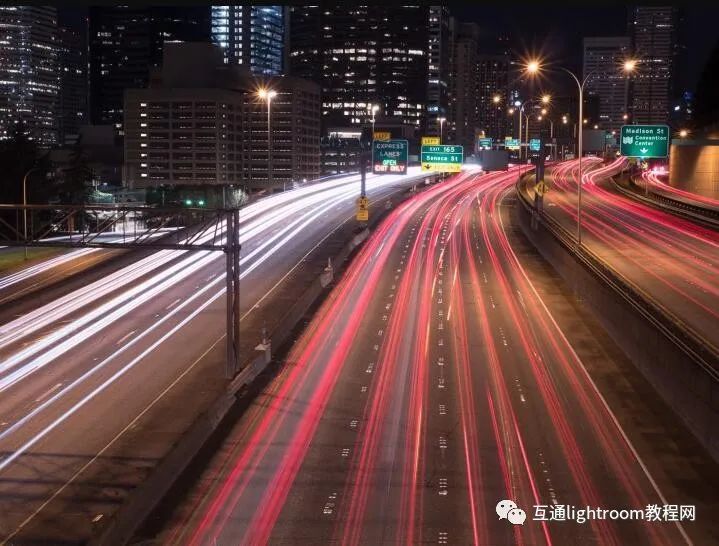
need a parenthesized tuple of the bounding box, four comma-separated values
(583, 36, 631, 132)
(628, 6, 680, 124)
(426, 6, 452, 136)
(89, 6, 211, 136)
(124, 43, 320, 191)
(448, 23, 479, 150)
(476, 54, 510, 141)
(58, 25, 88, 145)
(289, 6, 434, 135)
(0, 6, 60, 148)
(211, 6, 286, 74)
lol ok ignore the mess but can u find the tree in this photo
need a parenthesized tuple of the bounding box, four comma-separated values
(0, 123, 51, 204)
(56, 137, 94, 204)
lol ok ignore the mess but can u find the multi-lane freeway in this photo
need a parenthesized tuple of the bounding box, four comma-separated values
(542, 158, 719, 353)
(0, 168, 432, 543)
(153, 166, 717, 545)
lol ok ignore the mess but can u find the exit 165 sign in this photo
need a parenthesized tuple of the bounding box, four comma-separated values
(620, 125, 669, 158)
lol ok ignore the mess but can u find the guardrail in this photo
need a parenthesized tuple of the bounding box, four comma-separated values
(610, 175, 719, 228)
(516, 176, 719, 378)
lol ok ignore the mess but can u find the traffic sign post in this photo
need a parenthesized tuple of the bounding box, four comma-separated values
(620, 125, 670, 158)
(356, 195, 369, 222)
(478, 137, 493, 150)
(421, 144, 463, 172)
(372, 139, 408, 174)
(504, 137, 520, 150)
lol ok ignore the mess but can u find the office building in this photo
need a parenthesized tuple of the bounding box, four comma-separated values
(628, 6, 680, 124)
(89, 6, 211, 136)
(426, 6, 452, 136)
(211, 6, 286, 74)
(476, 54, 510, 141)
(448, 23, 479, 149)
(583, 36, 630, 132)
(0, 6, 60, 148)
(58, 25, 88, 145)
(124, 43, 320, 191)
(289, 6, 433, 134)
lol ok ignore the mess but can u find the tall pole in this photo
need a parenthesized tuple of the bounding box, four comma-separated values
(578, 82, 584, 245)
(518, 109, 523, 162)
(22, 167, 38, 260)
(267, 94, 272, 188)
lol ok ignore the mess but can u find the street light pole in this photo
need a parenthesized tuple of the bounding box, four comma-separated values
(438, 116, 446, 144)
(22, 167, 39, 260)
(258, 88, 277, 188)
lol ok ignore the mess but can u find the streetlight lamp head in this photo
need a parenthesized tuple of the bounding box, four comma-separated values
(537, 115, 543, 121)
(623, 59, 637, 73)
(593, 124, 599, 129)
(438, 116, 446, 122)
(514, 100, 522, 107)
(492, 94, 501, 104)
(526, 60, 541, 74)
(540, 108, 547, 115)
(541, 94, 551, 104)
(508, 108, 515, 115)
(679, 129, 689, 138)
(622, 113, 629, 120)
(372, 104, 380, 114)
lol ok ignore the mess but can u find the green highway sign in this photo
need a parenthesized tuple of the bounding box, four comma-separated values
(478, 137, 493, 149)
(372, 139, 408, 174)
(421, 144, 463, 172)
(620, 125, 669, 158)
(504, 137, 520, 150)
(529, 138, 541, 152)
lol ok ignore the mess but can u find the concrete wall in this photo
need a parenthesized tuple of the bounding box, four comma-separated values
(668, 139, 719, 199)
(514, 192, 719, 462)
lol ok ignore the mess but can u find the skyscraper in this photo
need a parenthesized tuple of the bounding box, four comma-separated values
(211, 6, 286, 75)
(628, 6, 681, 124)
(583, 36, 631, 132)
(89, 6, 210, 136)
(426, 6, 452, 136)
(448, 23, 479, 149)
(0, 6, 60, 148)
(289, 6, 434, 134)
(476, 54, 510, 141)
(58, 25, 88, 144)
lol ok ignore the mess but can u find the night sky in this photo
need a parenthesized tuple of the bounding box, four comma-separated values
(454, 5, 719, 95)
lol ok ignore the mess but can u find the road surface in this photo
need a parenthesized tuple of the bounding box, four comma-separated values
(153, 168, 716, 545)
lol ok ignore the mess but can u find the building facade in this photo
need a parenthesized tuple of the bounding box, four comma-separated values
(0, 6, 60, 148)
(476, 54, 510, 141)
(426, 6, 452, 137)
(124, 43, 319, 191)
(448, 23, 478, 150)
(628, 6, 680, 125)
(58, 25, 88, 145)
(583, 36, 630, 132)
(89, 6, 211, 136)
(289, 6, 434, 136)
(211, 5, 286, 74)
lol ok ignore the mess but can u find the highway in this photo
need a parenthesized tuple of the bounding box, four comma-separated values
(640, 169, 719, 210)
(154, 167, 714, 545)
(541, 158, 719, 354)
(0, 168, 432, 544)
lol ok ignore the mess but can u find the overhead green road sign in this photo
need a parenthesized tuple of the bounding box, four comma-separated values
(504, 137, 520, 150)
(478, 137, 493, 149)
(529, 138, 541, 152)
(372, 139, 408, 174)
(421, 145, 463, 172)
(620, 125, 669, 158)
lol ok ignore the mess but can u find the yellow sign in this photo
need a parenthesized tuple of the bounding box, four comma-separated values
(536, 180, 550, 196)
(373, 131, 391, 141)
(358, 196, 369, 209)
(422, 136, 440, 146)
(421, 162, 461, 173)
(356, 209, 369, 222)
